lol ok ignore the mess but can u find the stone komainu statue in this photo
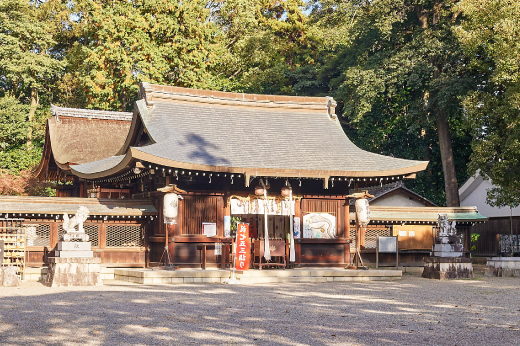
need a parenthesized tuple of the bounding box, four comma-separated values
(62, 206, 90, 241)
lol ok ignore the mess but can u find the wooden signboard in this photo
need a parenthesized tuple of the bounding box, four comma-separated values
(234, 223, 250, 271)
(376, 236, 398, 269)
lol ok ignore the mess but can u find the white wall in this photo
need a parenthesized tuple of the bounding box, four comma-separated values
(460, 179, 520, 217)
(371, 194, 427, 207)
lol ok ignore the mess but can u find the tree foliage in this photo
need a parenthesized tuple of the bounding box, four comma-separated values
(0, 0, 518, 205)
(456, 0, 520, 207)
(61, 0, 225, 111)
(308, 0, 474, 206)
(212, 0, 323, 94)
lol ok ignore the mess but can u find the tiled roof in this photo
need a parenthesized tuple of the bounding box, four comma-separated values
(349, 206, 488, 223)
(72, 83, 428, 178)
(348, 181, 437, 206)
(0, 196, 157, 216)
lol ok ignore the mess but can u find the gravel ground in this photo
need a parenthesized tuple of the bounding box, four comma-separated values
(0, 270, 519, 346)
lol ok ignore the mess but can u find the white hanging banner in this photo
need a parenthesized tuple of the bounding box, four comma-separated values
(289, 188, 295, 262)
(230, 198, 295, 215)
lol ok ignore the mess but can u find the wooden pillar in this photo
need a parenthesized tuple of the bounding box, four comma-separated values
(217, 196, 224, 237)
(167, 223, 175, 266)
(99, 222, 106, 249)
(50, 222, 59, 249)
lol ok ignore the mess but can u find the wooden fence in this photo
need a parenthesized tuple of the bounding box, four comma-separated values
(470, 216, 520, 257)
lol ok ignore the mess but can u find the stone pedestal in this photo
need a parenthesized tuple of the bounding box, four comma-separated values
(422, 257, 473, 279)
(1, 266, 21, 287)
(431, 244, 463, 257)
(45, 257, 102, 287)
(486, 257, 520, 277)
(55, 241, 93, 258)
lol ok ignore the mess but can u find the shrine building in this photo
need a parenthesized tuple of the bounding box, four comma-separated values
(1, 82, 487, 273)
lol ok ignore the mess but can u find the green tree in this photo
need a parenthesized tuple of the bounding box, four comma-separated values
(61, 0, 225, 111)
(0, 94, 41, 171)
(0, 0, 64, 147)
(456, 0, 520, 208)
(212, 0, 323, 94)
(309, 0, 474, 206)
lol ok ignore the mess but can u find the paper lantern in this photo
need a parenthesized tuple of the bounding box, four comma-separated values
(355, 198, 370, 225)
(281, 186, 291, 197)
(255, 185, 264, 196)
(163, 193, 179, 219)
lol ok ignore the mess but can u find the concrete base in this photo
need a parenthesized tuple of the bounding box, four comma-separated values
(24, 266, 117, 281)
(114, 267, 403, 284)
(45, 257, 102, 287)
(486, 257, 520, 277)
(422, 257, 473, 279)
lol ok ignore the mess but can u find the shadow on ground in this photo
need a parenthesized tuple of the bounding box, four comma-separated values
(0, 275, 519, 345)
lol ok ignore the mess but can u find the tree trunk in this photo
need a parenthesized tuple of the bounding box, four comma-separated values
(436, 108, 460, 207)
(27, 87, 38, 148)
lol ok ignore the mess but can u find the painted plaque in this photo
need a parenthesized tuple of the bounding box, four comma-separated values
(303, 213, 336, 239)
(234, 223, 250, 271)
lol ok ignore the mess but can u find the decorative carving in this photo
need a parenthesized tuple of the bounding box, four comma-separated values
(62, 206, 90, 241)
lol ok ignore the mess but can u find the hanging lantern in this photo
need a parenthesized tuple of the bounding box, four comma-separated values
(163, 193, 179, 224)
(355, 198, 370, 226)
(255, 185, 264, 196)
(281, 186, 291, 197)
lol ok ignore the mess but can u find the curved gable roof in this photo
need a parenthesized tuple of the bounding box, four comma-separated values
(72, 83, 428, 179)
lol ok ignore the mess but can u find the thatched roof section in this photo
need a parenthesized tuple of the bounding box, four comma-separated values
(35, 106, 132, 179)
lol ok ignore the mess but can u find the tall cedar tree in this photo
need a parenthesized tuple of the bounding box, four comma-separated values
(456, 0, 520, 208)
(310, 0, 474, 206)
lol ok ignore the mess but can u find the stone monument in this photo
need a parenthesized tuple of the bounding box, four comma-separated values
(45, 206, 102, 287)
(1, 266, 21, 287)
(422, 214, 473, 279)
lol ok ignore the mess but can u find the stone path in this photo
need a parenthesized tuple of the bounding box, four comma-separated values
(0, 272, 519, 345)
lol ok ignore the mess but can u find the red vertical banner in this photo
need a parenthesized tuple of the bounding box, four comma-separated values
(234, 223, 250, 271)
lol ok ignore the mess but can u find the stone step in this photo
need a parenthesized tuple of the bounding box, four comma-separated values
(113, 267, 402, 284)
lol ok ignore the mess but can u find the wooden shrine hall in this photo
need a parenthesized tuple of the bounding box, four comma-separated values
(22, 82, 486, 270)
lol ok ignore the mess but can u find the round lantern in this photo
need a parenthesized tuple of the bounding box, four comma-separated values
(281, 186, 291, 197)
(355, 198, 370, 225)
(163, 193, 179, 219)
(255, 185, 264, 196)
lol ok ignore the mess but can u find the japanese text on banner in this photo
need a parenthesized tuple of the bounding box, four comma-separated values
(234, 223, 250, 271)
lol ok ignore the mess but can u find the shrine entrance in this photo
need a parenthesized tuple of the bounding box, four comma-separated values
(231, 213, 291, 269)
